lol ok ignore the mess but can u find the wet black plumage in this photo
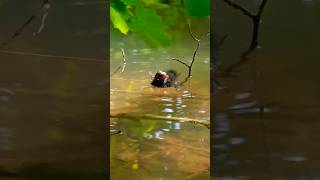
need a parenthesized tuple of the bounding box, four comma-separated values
(151, 69, 177, 88)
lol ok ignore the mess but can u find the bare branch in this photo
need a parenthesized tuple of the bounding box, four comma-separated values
(178, 76, 191, 86)
(0, 49, 106, 63)
(188, 24, 201, 77)
(188, 24, 200, 42)
(0, 15, 36, 48)
(217, 34, 229, 49)
(170, 24, 205, 84)
(111, 113, 210, 129)
(171, 58, 190, 68)
(190, 40, 200, 74)
(257, 0, 268, 18)
(112, 65, 121, 75)
(0, 0, 51, 48)
(221, 45, 255, 77)
(120, 48, 126, 73)
(33, 0, 51, 36)
(223, 0, 268, 48)
(112, 48, 127, 75)
(223, 0, 255, 18)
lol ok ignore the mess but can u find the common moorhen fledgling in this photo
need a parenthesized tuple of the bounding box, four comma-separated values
(151, 70, 177, 88)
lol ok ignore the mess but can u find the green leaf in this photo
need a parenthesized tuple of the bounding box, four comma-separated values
(110, 6, 130, 34)
(128, 0, 172, 47)
(121, 0, 135, 5)
(111, 0, 128, 12)
(186, 0, 210, 17)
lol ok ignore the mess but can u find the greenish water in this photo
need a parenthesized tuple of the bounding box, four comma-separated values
(110, 31, 210, 179)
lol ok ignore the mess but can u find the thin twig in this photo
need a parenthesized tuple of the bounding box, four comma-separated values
(0, 49, 106, 63)
(0, 0, 51, 48)
(223, 0, 255, 18)
(33, 0, 51, 36)
(112, 48, 127, 75)
(112, 65, 122, 75)
(171, 58, 190, 68)
(221, 47, 255, 77)
(179, 76, 191, 86)
(189, 42, 199, 76)
(111, 113, 210, 129)
(188, 24, 200, 42)
(257, 0, 268, 17)
(171, 24, 204, 81)
(0, 15, 36, 48)
(217, 34, 229, 49)
(223, 0, 268, 48)
(120, 48, 126, 73)
(188, 24, 201, 77)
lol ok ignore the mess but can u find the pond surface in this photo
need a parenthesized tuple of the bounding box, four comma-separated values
(214, 0, 320, 179)
(110, 30, 210, 179)
(0, 0, 108, 179)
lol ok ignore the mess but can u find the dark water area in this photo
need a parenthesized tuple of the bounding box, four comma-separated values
(213, 0, 320, 179)
(0, 0, 107, 179)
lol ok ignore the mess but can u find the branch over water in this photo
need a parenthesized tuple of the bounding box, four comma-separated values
(111, 113, 210, 129)
(0, 0, 51, 48)
(112, 48, 127, 75)
(223, 0, 268, 48)
(171, 24, 209, 85)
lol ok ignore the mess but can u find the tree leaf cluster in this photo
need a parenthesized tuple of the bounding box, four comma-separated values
(110, 0, 210, 47)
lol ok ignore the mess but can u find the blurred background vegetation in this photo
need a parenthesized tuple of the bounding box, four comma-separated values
(110, 0, 210, 48)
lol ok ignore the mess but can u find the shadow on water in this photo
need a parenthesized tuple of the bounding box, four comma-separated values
(214, 0, 320, 179)
(0, 0, 107, 179)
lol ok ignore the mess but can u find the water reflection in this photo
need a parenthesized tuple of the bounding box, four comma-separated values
(110, 36, 210, 179)
(111, 118, 209, 179)
(283, 156, 306, 162)
(155, 130, 164, 140)
(0, 87, 14, 102)
(0, 0, 107, 178)
(214, 0, 320, 178)
(301, 0, 315, 6)
(0, 127, 12, 151)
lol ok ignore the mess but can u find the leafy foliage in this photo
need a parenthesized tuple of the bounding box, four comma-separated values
(186, 0, 210, 17)
(110, 6, 129, 34)
(110, 0, 210, 48)
(128, 0, 172, 47)
(110, 0, 130, 34)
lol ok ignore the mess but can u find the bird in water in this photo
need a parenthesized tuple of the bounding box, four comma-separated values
(150, 69, 177, 88)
